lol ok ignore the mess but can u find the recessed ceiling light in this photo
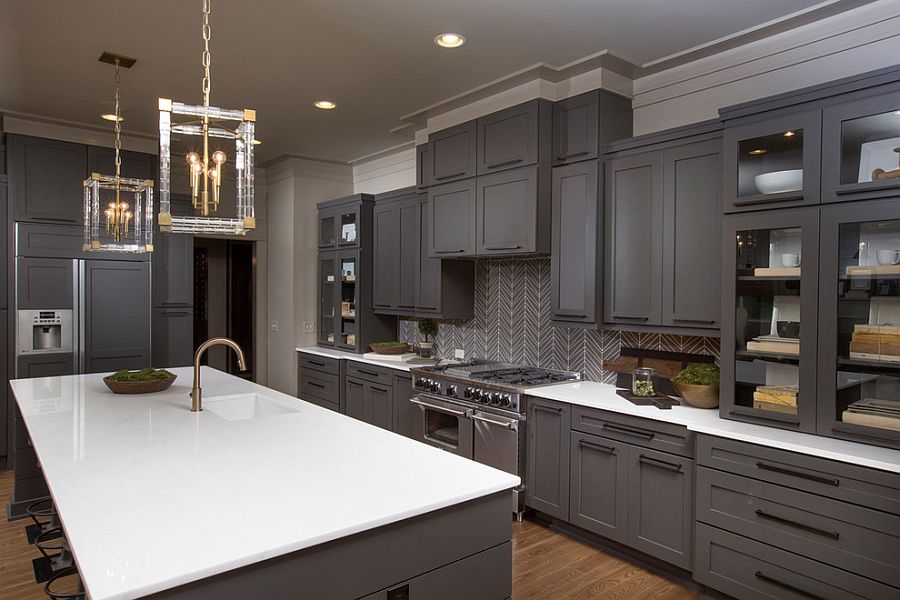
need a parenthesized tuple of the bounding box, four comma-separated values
(101, 113, 123, 122)
(783, 130, 796, 137)
(434, 33, 465, 48)
(252, 139, 262, 145)
(749, 149, 767, 155)
(314, 100, 337, 110)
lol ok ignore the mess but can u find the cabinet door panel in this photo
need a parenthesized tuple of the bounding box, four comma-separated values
(476, 166, 537, 255)
(627, 446, 694, 569)
(569, 432, 627, 543)
(552, 92, 599, 166)
(87, 146, 155, 181)
(416, 144, 431, 189)
(417, 196, 441, 311)
(429, 121, 476, 184)
(427, 179, 476, 257)
(551, 161, 599, 322)
(17, 257, 74, 309)
(368, 383, 393, 431)
(0, 182, 7, 309)
(152, 307, 194, 368)
(394, 373, 415, 435)
(17, 354, 75, 378)
(11, 135, 87, 224)
(345, 377, 366, 422)
(525, 398, 570, 520)
(477, 100, 540, 174)
(152, 215, 194, 307)
(605, 152, 663, 325)
(397, 200, 420, 310)
(662, 140, 722, 328)
(83, 260, 151, 373)
(372, 203, 398, 309)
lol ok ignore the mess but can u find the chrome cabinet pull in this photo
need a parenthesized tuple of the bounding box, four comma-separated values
(471, 412, 518, 430)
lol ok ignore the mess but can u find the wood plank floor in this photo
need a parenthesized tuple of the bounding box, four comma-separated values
(0, 468, 699, 599)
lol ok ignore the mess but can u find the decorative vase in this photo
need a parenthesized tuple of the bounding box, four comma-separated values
(672, 382, 720, 409)
(418, 341, 434, 358)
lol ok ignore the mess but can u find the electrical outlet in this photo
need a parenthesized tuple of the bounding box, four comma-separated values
(454, 348, 465, 359)
(270, 320, 278, 332)
(303, 321, 314, 334)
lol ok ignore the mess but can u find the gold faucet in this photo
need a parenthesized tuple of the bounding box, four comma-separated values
(191, 337, 248, 412)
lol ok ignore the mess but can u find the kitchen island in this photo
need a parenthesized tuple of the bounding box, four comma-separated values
(11, 367, 519, 600)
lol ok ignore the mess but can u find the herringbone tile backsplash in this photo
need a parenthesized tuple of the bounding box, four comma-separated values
(398, 257, 719, 383)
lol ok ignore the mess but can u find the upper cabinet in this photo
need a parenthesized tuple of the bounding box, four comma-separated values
(427, 178, 477, 257)
(552, 90, 633, 167)
(722, 110, 822, 213)
(10, 135, 87, 225)
(822, 89, 900, 203)
(87, 146, 155, 181)
(318, 195, 368, 250)
(475, 165, 550, 256)
(416, 144, 430, 190)
(476, 99, 550, 175)
(427, 121, 477, 185)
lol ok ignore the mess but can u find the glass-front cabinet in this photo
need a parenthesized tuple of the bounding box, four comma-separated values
(823, 91, 900, 202)
(318, 206, 360, 249)
(721, 208, 819, 433)
(723, 110, 821, 213)
(318, 250, 360, 350)
(819, 199, 900, 449)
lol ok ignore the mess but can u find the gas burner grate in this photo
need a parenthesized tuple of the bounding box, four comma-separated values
(472, 368, 579, 386)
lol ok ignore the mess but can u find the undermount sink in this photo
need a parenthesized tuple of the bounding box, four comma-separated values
(203, 393, 298, 421)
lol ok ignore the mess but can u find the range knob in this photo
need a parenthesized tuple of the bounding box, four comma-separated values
(472, 389, 482, 401)
(430, 381, 440, 392)
(446, 385, 458, 397)
(499, 394, 512, 408)
(491, 392, 503, 405)
(464, 387, 474, 399)
(415, 378, 426, 389)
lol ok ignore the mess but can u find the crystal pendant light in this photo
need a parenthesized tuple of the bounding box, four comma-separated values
(83, 52, 154, 253)
(158, 0, 256, 235)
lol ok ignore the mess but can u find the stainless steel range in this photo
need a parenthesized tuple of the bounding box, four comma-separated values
(404, 360, 580, 519)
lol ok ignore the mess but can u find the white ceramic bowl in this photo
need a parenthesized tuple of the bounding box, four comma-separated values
(755, 169, 803, 195)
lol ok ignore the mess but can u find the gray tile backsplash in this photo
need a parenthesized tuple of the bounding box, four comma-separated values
(398, 257, 720, 383)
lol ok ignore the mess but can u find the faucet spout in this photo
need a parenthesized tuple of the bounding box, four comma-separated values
(191, 337, 248, 412)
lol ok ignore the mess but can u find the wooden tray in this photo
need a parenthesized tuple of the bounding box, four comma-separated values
(103, 374, 177, 395)
(616, 389, 679, 410)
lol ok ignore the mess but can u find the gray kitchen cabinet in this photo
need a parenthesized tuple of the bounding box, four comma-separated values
(17, 221, 145, 261)
(475, 165, 550, 256)
(428, 121, 477, 185)
(604, 152, 663, 325)
(525, 398, 570, 520)
(87, 146, 155, 181)
(16, 257, 74, 309)
(550, 160, 600, 324)
(661, 140, 722, 329)
(152, 197, 194, 307)
(626, 446, 694, 570)
(394, 372, 415, 436)
(152, 307, 194, 368)
(416, 194, 475, 318)
(427, 178, 476, 257)
(476, 99, 550, 175)
(297, 352, 342, 413)
(569, 431, 627, 543)
(551, 90, 632, 167)
(345, 376, 393, 430)
(83, 260, 151, 373)
(318, 194, 370, 250)
(0, 310, 7, 460)
(416, 144, 430, 189)
(345, 377, 366, 421)
(0, 180, 7, 310)
(16, 353, 75, 378)
(9, 134, 87, 224)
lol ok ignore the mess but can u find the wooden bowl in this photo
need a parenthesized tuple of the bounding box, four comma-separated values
(672, 382, 719, 409)
(103, 374, 177, 395)
(369, 343, 411, 355)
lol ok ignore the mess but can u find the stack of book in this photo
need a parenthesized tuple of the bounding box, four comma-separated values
(849, 324, 900, 363)
(746, 336, 800, 356)
(843, 398, 900, 432)
(753, 385, 798, 415)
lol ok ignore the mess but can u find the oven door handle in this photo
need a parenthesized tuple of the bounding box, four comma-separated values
(471, 411, 519, 431)
(409, 396, 472, 417)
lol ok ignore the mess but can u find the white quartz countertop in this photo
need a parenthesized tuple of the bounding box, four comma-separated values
(297, 346, 433, 372)
(11, 367, 519, 600)
(527, 381, 900, 474)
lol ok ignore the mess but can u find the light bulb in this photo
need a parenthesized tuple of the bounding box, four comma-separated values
(186, 152, 200, 164)
(208, 168, 218, 180)
(212, 150, 226, 165)
(191, 161, 204, 174)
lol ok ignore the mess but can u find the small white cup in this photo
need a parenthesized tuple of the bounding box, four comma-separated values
(876, 249, 900, 265)
(781, 253, 801, 268)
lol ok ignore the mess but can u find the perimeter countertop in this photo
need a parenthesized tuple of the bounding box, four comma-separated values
(297, 346, 437, 372)
(527, 381, 900, 474)
(11, 367, 519, 600)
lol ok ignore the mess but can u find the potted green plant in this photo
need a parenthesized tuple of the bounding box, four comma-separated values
(417, 319, 437, 358)
(672, 363, 720, 409)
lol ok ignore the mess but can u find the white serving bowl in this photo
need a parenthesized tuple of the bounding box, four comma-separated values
(754, 169, 803, 195)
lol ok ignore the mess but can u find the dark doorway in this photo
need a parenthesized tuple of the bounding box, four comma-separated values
(227, 240, 254, 379)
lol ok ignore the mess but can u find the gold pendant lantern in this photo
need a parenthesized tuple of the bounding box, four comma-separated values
(83, 52, 154, 253)
(158, 0, 257, 235)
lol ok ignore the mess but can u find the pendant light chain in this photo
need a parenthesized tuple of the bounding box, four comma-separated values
(113, 59, 122, 183)
(202, 0, 211, 108)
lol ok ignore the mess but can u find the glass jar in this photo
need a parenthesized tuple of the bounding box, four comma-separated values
(632, 367, 656, 397)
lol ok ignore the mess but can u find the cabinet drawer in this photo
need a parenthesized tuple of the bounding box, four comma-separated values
(571, 407, 694, 458)
(346, 361, 394, 386)
(298, 352, 341, 376)
(14, 446, 40, 480)
(697, 435, 900, 516)
(697, 466, 900, 588)
(695, 523, 896, 600)
(298, 368, 340, 405)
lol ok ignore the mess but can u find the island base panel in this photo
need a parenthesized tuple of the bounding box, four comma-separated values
(145, 491, 512, 600)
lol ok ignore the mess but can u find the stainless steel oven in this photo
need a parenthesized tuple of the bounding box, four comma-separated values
(409, 395, 474, 458)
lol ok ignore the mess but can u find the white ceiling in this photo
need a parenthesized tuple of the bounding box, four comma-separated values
(0, 0, 868, 163)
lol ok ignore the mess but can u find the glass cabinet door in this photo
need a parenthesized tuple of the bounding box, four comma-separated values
(318, 210, 337, 249)
(819, 200, 900, 449)
(318, 256, 337, 345)
(337, 207, 359, 248)
(723, 110, 821, 213)
(721, 208, 819, 433)
(338, 253, 358, 350)
(822, 92, 900, 202)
